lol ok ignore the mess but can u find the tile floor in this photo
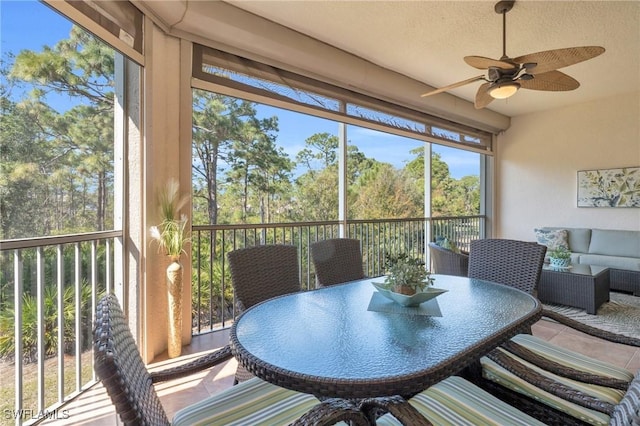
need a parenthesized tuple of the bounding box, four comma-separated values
(42, 318, 640, 425)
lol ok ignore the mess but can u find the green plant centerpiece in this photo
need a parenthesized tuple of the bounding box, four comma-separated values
(383, 253, 435, 295)
(548, 246, 571, 268)
(150, 178, 189, 358)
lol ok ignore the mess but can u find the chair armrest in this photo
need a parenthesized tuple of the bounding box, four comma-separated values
(291, 398, 370, 426)
(359, 395, 433, 426)
(149, 344, 233, 383)
(542, 309, 640, 347)
(487, 349, 616, 415)
(501, 340, 630, 390)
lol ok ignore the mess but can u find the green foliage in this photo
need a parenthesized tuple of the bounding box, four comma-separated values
(548, 246, 571, 260)
(151, 179, 190, 258)
(351, 163, 422, 219)
(2, 24, 115, 239)
(0, 282, 95, 363)
(293, 166, 339, 221)
(190, 235, 235, 329)
(382, 253, 434, 292)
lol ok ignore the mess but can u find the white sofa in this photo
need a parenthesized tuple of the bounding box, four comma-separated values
(536, 227, 640, 296)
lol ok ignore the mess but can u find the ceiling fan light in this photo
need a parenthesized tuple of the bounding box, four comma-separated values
(489, 82, 520, 99)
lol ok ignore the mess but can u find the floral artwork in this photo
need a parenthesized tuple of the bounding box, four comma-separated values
(577, 167, 640, 207)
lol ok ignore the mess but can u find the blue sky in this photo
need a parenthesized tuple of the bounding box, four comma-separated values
(1, 0, 479, 179)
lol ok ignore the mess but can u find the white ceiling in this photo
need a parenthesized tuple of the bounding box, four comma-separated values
(222, 0, 640, 117)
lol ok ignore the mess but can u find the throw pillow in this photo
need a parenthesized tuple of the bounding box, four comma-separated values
(533, 228, 569, 250)
(435, 237, 461, 253)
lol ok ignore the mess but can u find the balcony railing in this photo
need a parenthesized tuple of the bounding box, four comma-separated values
(191, 215, 484, 334)
(0, 215, 481, 423)
(0, 231, 121, 426)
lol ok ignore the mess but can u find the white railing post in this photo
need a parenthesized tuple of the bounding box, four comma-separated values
(36, 247, 45, 412)
(14, 250, 23, 426)
(75, 243, 82, 392)
(57, 244, 65, 403)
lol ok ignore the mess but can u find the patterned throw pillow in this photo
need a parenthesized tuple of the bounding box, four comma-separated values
(534, 228, 570, 250)
(435, 237, 461, 253)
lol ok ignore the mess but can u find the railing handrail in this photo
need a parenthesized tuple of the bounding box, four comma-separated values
(192, 215, 485, 231)
(0, 230, 123, 251)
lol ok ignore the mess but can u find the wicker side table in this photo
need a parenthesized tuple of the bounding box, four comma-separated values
(538, 264, 609, 314)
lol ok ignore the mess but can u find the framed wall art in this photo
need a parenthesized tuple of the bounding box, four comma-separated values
(577, 166, 640, 207)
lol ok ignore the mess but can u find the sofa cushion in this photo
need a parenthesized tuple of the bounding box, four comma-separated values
(172, 378, 320, 426)
(564, 228, 593, 254)
(579, 254, 640, 272)
(534, 228, 569, 250)
(375, 376, 546, 426)
(589, 229, 640, 258)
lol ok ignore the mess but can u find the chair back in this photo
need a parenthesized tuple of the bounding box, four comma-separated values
(468, 239, 546, 294)
(227, 244, 301, 310)
(94, 294, 170, 425)
(428, 242, 469, 277)
(311, 238, 365, 287)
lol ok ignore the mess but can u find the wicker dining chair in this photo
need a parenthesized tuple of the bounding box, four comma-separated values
(428, 242, 469, 277)
(227, 244, 302, 383)
(468, 238, 546, 295)
(94, 294, 372, 426)
(227, 244, 302, 311)
(310, 238, 365, 287)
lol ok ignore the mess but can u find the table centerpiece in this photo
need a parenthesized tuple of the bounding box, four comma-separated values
(373, 254, 447, 306)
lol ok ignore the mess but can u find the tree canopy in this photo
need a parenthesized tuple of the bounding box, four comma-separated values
(2, 27, 115, 239)
(2, 26, 480, 240)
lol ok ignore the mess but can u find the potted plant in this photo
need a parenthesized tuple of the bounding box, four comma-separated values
(150, 178, 189, 358)
(383, 254, 435, 295)
(548, 246, 571, 268)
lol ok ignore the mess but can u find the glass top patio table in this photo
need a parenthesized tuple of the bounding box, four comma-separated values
(230, 275, 541, 399)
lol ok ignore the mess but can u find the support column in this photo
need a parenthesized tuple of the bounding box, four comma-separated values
(141, 21, 192, 362)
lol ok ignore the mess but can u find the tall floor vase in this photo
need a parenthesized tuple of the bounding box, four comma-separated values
(166, 257, 183, 358)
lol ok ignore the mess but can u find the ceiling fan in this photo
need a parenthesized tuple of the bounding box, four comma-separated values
(421, 0, 605, 109)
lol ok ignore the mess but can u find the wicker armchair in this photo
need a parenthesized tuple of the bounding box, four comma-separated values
(466, 240, 639, 425)
(479, 307, 640, 425)
(94, 294, 370, 426)
(227, 244, 302, 383)
(310, 238, 365, 287)
(397, 369, 640, 426)
(428, 242, 469, 277)
(468, 238, 546, 294)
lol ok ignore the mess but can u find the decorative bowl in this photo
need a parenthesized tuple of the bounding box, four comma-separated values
(372, 282, 448, 307)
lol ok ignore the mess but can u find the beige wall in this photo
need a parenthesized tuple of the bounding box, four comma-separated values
(496, 91, 640, 242)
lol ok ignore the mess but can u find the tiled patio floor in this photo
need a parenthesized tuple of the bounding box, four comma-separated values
(42, 317, 640, 425)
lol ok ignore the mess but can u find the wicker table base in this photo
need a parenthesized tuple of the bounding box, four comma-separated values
(538, 264, 609, 315)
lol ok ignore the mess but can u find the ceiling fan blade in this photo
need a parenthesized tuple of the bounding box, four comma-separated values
(421, 75, 486, 97)
(519, 70, 580, 91)
(513, 46, 605, 74)
(474, 83, 494, 109)
(464, 56, 516, 70)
